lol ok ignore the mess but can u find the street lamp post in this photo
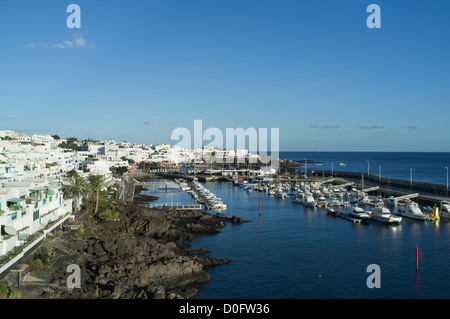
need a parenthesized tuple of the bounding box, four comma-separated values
(304, 159, 307, 179)
(445, 167, 448, 195)
(367, 161, 370, 178)
(379, 166, 381, 183)
(410, 168, 413, 190)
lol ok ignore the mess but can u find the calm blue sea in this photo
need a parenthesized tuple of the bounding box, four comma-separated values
(279, 151, 450, 185)
(145, 152, 450, 299)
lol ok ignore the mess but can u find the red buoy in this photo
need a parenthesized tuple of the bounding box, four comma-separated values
(416, 247, 423, 272)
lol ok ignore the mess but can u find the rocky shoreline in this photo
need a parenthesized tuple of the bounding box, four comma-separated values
(17, 186, 248, 299)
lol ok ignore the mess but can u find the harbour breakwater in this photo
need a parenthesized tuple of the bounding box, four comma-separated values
(307, 170, 449, 205)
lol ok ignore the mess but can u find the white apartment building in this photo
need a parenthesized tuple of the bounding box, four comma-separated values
(0, 180, 73, 255)
(0, 130, 20, 140)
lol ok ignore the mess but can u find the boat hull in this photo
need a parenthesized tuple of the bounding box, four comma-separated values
(301, 201, 316, 207)
(349, 212, 371, 219)
(370, 216, 402, 224)
(402, 213, 427, 220)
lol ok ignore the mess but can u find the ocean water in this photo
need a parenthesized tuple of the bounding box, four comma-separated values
(278, 151, 450, 185)
(145, 152, 450, 299)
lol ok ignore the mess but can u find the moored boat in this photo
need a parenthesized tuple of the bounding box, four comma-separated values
(326, 207, 341, 216)
(397, 201, 427, 220)
(357, 195, 371, 206)
(301, 195, 316, 207)
(274, 188, 288, 198)
(292, 195, 304, 204)
(316, 196, 328, 207)
(384, 196, 398, 206)
(439, 201, 450, 220)
(371, 206, 402, 224)
(350, 206, 371, 219)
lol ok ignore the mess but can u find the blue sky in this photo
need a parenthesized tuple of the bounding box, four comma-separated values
(0, 1, 449, 151)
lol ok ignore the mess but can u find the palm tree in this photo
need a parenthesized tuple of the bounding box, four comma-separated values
(87, 174, 105, 214)
(63, 173, 88, 213)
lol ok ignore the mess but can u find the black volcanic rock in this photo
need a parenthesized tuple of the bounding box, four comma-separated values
(41, 202, 239, 299)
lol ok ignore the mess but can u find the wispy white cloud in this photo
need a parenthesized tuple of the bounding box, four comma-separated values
(24, 43, 36, 49)
(48, 34, 92, 49)
(25, 34, 94, 50)
(405, 125, 419, 130)
(310, 124, 340, 129)
(358, 125, 384, 130)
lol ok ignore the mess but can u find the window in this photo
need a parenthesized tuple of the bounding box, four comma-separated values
(11, 212, 17, 220)
(33, 210, 39, 221)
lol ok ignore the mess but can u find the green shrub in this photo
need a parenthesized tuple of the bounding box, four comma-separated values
(0, 283, 9, 298)
(24, 255, 54, 277)
(8, 290, 22, 299)
(34, 252, 51, 265)
(77, 228, 95, 238)
(98, 209, 120, 222)
(81, 197, 95, 212)
(115, 204, 124, 213)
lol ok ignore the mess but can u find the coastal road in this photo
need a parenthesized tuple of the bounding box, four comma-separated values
(117, 177, 136, 202)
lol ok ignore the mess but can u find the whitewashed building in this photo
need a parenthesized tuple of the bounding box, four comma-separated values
(0, 180, 73, 256)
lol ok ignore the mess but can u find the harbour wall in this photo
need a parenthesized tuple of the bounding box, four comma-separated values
(307, 170, 449, 197)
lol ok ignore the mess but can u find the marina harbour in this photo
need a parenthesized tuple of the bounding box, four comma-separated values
(141, 172, 450, 299)
(145, 175, 447, 224)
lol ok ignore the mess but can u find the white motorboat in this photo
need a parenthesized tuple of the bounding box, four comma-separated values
(301, 195, 317, 207)
(350, 206, 371, 219)
(180, 184, 191, 191)
(422, 206, 433, 214)
(357, 194, 371, 206)
(384, 196, 398, 206)
(397, 201, 427, 220)
(328, 199, 341, 207)
(316, 196, 328, 207)
(371, 197, 384, 206)
(350, 188, 363, 198)
(313, 189, 322, 197)
(211, 202, 228, 210)
(439, 201, 450, 220)
(274, 189, 288, 198)
(371, 206, 402, 224)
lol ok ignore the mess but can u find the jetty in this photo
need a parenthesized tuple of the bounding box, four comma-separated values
(154, 172, 225, 183)
(144, 203, 203, 210)
(338, 213, 362, 224)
